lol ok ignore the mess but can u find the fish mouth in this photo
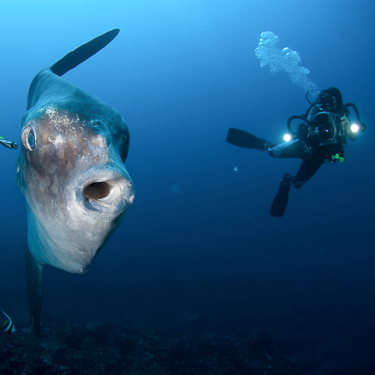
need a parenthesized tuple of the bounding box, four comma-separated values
(83, 180, 122, 208)
(79, 169, 135, 212)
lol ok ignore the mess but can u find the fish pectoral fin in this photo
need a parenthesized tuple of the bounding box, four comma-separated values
(26, 248, 43, 338)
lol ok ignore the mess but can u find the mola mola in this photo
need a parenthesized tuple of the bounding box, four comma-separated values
(17, 29, 135, 337)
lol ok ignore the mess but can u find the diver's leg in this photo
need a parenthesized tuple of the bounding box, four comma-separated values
(292, 159, 323, 189)
(269, 140, 309, 216)
(268, 140, 306, 159)
(269, 139, 321, 187)
(270, 159, 322, 217)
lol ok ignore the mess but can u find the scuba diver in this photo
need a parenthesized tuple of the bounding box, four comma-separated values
(0, 136, 18, 150)
(226, 87, 366, 217)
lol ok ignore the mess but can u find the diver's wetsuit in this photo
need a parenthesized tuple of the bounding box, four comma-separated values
(267, 104, 350, 189)
(268, 141, 323, 188)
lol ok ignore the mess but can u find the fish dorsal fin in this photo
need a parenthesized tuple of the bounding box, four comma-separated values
(50, 29, 120, 77)
(0, 308, 10, 321)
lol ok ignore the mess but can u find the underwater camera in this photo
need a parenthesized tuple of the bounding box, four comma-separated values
(284, 92, 366, 144)
(313, 112, 337, 144)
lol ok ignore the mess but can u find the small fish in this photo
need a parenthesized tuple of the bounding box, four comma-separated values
(234, 166, 238, 172)
(1, 308, 16, 334)
(0, 136, 19, 150)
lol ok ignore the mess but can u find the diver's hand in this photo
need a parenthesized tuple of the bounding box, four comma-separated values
(340, 116, 350, 128)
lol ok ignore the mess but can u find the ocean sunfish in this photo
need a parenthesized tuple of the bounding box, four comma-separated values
(16, 29, 135, 336)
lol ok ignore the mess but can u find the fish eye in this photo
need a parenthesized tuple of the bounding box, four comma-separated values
(21, 126, 36, 151)
(122, 136, 128, 143)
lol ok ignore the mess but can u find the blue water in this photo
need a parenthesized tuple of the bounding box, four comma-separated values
(1, 0, 374, 370)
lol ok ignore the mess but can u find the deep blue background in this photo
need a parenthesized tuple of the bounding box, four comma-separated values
(0, 0, 374, 369)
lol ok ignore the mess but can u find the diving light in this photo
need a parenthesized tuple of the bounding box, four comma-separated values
(350, 123, 360, 133)
(283, 133, 292, 142)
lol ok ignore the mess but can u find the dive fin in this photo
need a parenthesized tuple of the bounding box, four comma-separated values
(26, 248, 43, 337)
(50, 29, 120, 77)
(270, 175, 291, 217)
(226, 128, 270, 150)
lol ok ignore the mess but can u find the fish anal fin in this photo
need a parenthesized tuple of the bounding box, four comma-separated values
(26, 248, 43, 337)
